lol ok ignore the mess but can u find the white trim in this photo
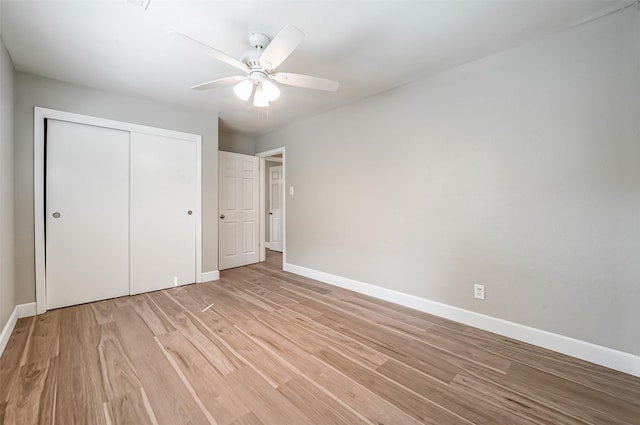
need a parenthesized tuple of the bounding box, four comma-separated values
(259, 158, 266, 262)
(265, 157, 283, 163)
(256, 147, 286, 266)
(283, 262, 640, 378)
(264, 242, 272, 249)
(34, 110, 46, 314)
(35, 107, 201, 142)
(17, 303, 37, 318)
(255, 147, 285, 158)
(280, 150, 286, 266)
(200, 270, 220, 282)
(0, 303, 37, 358)
(194, 133, 203, 283)
(34, 107, 203, 314)
(0, 307, 18, 357)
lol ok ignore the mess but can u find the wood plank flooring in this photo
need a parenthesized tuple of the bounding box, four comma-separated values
(1, 250, 639, 424)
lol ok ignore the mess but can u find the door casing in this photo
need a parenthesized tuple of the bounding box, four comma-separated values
(256, 147, 286, 266)
(268, 165, 284, 252)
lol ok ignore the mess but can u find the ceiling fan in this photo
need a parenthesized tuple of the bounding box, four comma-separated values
(170, 25, 339, 107)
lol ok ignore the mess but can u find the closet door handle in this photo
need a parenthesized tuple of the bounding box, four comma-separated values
(187, 210, 193, 215)
(219, 214, 225, 219)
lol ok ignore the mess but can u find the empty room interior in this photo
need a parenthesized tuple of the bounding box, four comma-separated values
(1, 0, 639, 424)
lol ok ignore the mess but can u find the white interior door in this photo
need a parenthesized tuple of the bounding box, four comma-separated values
(130, 133, 197, 294)
(46, 120, 130, 309)
(219, 151, 259, 270)
(269, 165, 283, 252)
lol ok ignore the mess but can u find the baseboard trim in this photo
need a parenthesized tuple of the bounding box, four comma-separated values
(201, 270, 220, 282)
(264, 242, 271, 249)
(0, 302, 37, 358)
(0, 307, 18, 358)
(283, 262, 640, 377)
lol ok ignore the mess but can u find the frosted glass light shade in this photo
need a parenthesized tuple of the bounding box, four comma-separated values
(253, 85, 269, 107)
(261, 80, 280, 102)
(233, 80, 253, 100)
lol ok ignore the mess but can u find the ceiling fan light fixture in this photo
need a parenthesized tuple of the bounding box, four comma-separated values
(253, 85, 269, 107)
(262, 80, 280, 102)
(173, 24, 340, 109)
(233, 79, 253, 100)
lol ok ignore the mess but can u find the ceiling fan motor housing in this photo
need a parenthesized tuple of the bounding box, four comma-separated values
(243, 32, 272, 69)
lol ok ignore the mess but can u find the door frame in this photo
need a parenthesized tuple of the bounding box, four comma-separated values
(255, 147, 286, 265)
(266, 164, 283, 252)
(34, 107, 203, 314)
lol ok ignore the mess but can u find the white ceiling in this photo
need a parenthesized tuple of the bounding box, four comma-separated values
(0, 0, 631, 135)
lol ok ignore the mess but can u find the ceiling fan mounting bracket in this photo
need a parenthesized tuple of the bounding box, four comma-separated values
(249, 32, 271, 50)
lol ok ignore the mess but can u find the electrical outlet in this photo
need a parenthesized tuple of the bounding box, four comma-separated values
(474, 284, 485, 300)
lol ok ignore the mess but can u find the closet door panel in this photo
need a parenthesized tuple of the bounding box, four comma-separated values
(129, 132, 197, 294)
(46, 120, 130, 309)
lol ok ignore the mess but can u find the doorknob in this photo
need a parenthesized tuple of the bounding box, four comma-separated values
(52, 212, 61, 218)
(269, 212, 272, 215)
(187, 210, 193, 215)
(219, 214, 225, 219)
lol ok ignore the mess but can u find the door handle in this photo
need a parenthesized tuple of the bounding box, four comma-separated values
(219, 214, 225, 219)
(52, 212, 61, 218)
(269, 212, 273, 215)
(187, 210, 193, 215)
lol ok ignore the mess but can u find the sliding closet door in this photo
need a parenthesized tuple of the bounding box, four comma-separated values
(129, 132, 197, 294)
(46, 120, 130, 309)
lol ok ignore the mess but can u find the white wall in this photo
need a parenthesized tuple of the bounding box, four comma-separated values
(219, 130, 255, 155)
(0, 23, 15, 329)
(14, 73, 219, 305)
(256, 7, 640, 355)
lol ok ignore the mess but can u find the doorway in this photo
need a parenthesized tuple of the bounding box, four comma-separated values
(256, 147, 286, 267)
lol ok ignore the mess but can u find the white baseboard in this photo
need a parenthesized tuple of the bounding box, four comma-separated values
(264, 242, 271, 249)
(283, 262, 640, 378)
(0, 302, 37, 358)
(0, 307, 18, 357)
(200, 270, 220, 282)
(17, 302, 37, 318)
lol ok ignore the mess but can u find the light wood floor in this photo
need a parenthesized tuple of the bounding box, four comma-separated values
(1, 251, 639, 425)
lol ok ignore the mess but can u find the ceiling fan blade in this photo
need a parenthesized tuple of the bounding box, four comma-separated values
(260, 25, 305, 70)
(169, 31, 248, 73)
(271, 72, 339, 92)
(191, 76, 246, 91)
